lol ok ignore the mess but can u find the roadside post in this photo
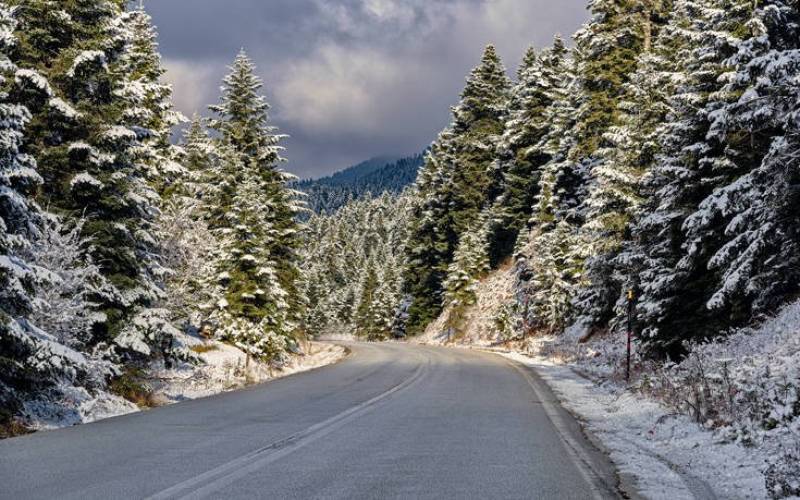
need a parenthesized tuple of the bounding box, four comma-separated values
(626, 288, 635, 382)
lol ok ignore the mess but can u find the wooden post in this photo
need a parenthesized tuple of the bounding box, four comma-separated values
(626, 289, 635, 383)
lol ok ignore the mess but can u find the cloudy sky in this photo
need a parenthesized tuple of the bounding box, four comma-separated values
(147, 0, 589, 178)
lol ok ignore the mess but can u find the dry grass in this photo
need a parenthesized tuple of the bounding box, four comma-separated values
(109, 368, 157, 408)
(190, 343, 219, 354)
(0, 417, 32, 439)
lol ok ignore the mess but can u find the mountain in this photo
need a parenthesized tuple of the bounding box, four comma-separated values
(296, 154, 425, 215)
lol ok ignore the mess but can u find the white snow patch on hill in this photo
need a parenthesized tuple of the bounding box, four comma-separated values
(417, 259, 515, 346)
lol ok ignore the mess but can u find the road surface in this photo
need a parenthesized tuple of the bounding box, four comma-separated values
(0, 343, 622, 499)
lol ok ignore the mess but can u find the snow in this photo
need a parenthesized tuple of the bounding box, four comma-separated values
(47, 97, 80, 119)
(22, 332, 346, 430)
(102, 126, 137, 143)
(500, 350, 767, 499)
(66, 50, 107, 78)
(418, 259, 516, 346)
(418, 264, 800, 499)
(69, 172, 103, 190)
(150, 337, 347, 403)
(23, 387, 138, 430)
(14, 69, 52, 96)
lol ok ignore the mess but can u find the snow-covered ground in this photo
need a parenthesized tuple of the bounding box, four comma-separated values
(418, 266, 800, 499)
(151, 339, 347, 404)
(501, 351, 767, 499)
(417, 260, 515, 346)
(22, 338, 347, 431)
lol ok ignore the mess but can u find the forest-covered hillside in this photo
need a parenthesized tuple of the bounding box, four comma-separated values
(295, 154, 424, 214)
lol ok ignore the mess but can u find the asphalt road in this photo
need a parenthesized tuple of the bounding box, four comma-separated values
(0, 343, 621, 499)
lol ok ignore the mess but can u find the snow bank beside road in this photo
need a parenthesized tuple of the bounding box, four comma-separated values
(491, 298, 800, 499)
(151, 340, 347, 404)
(502, 351, 767, 499)
(21, 340, 347, 431)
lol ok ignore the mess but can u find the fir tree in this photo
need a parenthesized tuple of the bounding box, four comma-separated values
(403, 45, 511, 334)
(115, 5, 185, 194)
(208, 50, 304, 327)
(571, 0, 674, 332)
(443, 213, 490, 309)
(488, 37, 568, 264)
(8, 0, 168, 355)
(0, 2, 46, 422)
(685, 0, 800, 321)
(514, 47, 590, 332)
(633, 0, 757, 354)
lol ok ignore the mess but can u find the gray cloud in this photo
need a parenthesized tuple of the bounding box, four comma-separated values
(147, 0, 588, 178)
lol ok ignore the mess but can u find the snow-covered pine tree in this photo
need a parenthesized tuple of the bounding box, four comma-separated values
(8, 0, 170, 358)
(576, 1, 681, 335)
(488, 37, 568, 264)
(527, 221, 584, 333)
(684, 0, 800, 322)
(205, 51, 303, 359)
(353, 256, 380, 337)
(443, 212, 491, 310)
(403, 45, 511, 335)
(402, 132, 458, 334)
(0, 6, 109, 427)
(632, 0, 757, 355)
(154, 116, 218, 329)
(514, 45, 590, 333)
(0, 2, 46, 425)
(115, 5, 185, 195)
(24, 218, 105, 348)
(571, 0, 673, 332)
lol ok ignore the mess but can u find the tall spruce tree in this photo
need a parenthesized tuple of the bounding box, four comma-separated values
(571, 0, 673, 331)
(632, 0, 757, 354)
(7, 0, 171, 357)
(683, 0, 800, 323)
(0, 2, 46, 423)
(205, 51, 303, 359)
(488, 37, 568, 264)
(115, 6, 185, 195)
(515, 46, 590, 332)
(403, 45, 511, 334)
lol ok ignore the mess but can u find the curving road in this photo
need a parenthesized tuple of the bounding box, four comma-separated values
(0, 343, 622, 499)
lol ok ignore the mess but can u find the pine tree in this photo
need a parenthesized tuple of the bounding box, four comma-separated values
(202, 51, 304, 358)
(115, 5, 185, 195)
(488, 37, 568, 264)
(514, 47, 590, 332)
(208, 50, 304, 327)
(0, 4, 110, 424)
(632, 0, 757, 354)
(572, 0, 674, 332)
(403, 45, 511, 334)
(443, 213, 491, 310)
(527, 221, 584, 333)
(685, 1, 800, 320)
(8, 0, 169, 356)
(0, 2, 46, 422)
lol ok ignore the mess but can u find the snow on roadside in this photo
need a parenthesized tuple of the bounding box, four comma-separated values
(501, 351, 767, 499)
(21, 339, 347, 431)
(150, 339, 347, 404)
(417, 260, 515, 346)
(22, 386, 139, 430)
